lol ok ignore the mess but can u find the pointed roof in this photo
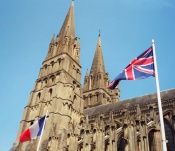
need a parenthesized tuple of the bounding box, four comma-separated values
(50, 35, 55, 44)
(85, 69, 89, 76)
(90, 34, 106, 75)
(45, 1, 76, 61)
(77, 38, 80, 49)
(57, 1, 75, 39)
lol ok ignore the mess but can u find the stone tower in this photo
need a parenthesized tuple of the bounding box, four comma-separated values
(83, 34, 120, 109)
(11, 1, 175, 151)
(11, 1, 84, 150)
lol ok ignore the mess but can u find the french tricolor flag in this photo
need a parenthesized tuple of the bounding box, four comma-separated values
(20, 115, 46, 142)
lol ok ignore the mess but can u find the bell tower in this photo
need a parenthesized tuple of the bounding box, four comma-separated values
(11, 1, 84, 150)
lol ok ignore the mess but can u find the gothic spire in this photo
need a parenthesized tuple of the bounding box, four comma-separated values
(90, 34, 106, 75)
(57, 1, 75, 40)
(83, 34, 120, 108)
(45, 1, 76, 61)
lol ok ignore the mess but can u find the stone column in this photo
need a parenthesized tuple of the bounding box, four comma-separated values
(128, 125, 138, 151)
(123, 125, 129, 151)
(109, 126, 114, 151)
(95, 130, 104, 151)
(83, 131, 91, 151)
(152, 130, 162, 151)
(87, 96, 91, 107)
(143, 136, 149, 151)
(68, 134, 78, 151)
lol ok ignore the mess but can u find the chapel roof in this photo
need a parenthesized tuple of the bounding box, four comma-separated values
(84, 88, 175, 116)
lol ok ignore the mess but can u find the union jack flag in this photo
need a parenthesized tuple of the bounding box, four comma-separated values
(108, 46, 155, 89)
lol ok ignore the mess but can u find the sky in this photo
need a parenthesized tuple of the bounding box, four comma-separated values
(0, 0, 175, 150)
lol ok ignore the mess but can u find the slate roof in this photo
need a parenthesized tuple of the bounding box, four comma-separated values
(84, 88, 175, 116)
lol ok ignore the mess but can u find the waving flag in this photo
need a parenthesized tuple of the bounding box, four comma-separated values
(20, 115, 46, 142)
(108, 46, 155, 89)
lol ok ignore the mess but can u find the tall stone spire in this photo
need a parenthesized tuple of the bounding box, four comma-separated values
(90, 34, 105, 75)
(45, 1, 79, 61)
(83, 34, 120, 109)
(11, 1, 83, 150)
(57, 0, 75, 40)
(90, 34, 106, 89)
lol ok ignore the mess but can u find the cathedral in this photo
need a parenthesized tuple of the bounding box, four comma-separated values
(11, 1, 175, 151)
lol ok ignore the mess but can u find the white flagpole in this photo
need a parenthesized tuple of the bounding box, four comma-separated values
(36, 110, 48, 151)
(152, 39, 167, 151)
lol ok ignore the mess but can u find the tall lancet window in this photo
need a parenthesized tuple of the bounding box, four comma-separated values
(164, 119, 175, 151)
(37, 92, 41, 102)
(44, 64, 47, 70)
(117, 133, 125, 151)
(47, 88, 52, 101)
(148, 129, 155, 151)
(51, 61, 55, 71)
(58, 58, 62, 65)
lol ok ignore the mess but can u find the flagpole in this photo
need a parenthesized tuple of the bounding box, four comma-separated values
(36, 110, 48, 151)
(152, 39, 167, 151)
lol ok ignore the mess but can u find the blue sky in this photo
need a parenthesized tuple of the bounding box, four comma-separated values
(0, 0, 175, 150)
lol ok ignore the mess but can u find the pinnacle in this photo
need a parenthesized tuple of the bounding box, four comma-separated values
(86, 69, 89, 76)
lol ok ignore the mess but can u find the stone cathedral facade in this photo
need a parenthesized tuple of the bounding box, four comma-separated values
(11, 1, 175, 151)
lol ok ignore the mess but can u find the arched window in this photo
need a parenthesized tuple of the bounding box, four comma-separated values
(56, 72, 60, 81)
(73, 95, 76, 103)
(44, 78, 47, 84)
(44, 64, 47, 70)
(73, 80, 76, 85)
(37, 92, 41, 100)
(50, 61, 54, 67)
(50, 61, 55, 68)
(48, 89, 52, 101)
(50, 75, 55, 83)
(87, 94, 91, 106)
(95, 92, 99, 102)
(117, 133, 125, 151)
(43, 78, 48, 87)
(148, 129, 155, 151)
(164, 119, 175, 151)
(105, 126, 110, 136)
(49, 89, 52, 96)
(51, 76, 55, 83)
(58, 58, 62, 65)
(38, 93, 41, 99)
